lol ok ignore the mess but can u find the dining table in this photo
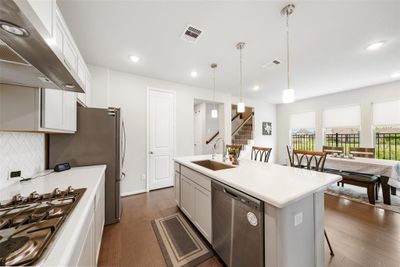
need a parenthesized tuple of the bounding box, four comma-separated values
(324, 156, 400, 205)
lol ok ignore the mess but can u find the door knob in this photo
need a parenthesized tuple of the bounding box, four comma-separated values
(149, 151, 154, 154)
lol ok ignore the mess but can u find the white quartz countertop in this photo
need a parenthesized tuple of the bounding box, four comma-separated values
(174, 155, 341, 208)
(0, 165, 107, 266)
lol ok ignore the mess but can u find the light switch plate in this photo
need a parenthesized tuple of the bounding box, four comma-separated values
(294, 212, 303, 227)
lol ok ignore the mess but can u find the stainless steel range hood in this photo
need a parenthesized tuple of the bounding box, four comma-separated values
(0, 0, 84, 93)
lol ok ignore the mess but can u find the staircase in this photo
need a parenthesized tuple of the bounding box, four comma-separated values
(231, 109, 254, 157)
(232, 120, 253, 149)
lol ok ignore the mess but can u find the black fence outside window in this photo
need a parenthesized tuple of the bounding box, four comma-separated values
(292, 134, 315, 151)
(325, 133, 360, 155)
(376, 133, 400, 160)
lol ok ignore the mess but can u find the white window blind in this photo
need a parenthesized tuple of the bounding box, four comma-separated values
(323, 105, 360, 128)
(372, 100, 400, 126)
(290, 112, 316, 129)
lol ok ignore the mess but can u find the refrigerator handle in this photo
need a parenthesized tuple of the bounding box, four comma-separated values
(122, 119, 126, 170)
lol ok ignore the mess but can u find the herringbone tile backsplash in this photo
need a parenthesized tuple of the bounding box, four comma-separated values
(0, 132, 45, 190)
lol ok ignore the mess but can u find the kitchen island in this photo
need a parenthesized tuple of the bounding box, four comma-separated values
(174, 155, 341, 267)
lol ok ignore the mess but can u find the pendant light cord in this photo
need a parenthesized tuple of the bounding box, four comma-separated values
(239, 47, 243, 102)
(286, 9, 290, 90)
(213, 67, 216, 101)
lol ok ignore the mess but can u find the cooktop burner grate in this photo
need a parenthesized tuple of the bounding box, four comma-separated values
(0, 187, 85, 266)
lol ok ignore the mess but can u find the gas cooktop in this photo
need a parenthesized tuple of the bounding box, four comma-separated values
(0, 187, 85, 266)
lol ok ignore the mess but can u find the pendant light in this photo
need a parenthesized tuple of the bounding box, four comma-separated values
(281, 4, 295, 104)
(211, 63, 218, 118)
(236, 42, 246, 113)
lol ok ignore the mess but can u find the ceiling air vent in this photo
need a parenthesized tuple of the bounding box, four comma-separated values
(181, 24, 203, 43)
(262, 59, 281, 69)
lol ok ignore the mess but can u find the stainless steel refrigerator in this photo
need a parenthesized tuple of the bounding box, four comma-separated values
(48, 106, 126, 225)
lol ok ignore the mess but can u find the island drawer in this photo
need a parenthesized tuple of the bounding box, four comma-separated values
(181, 165, 211, 191)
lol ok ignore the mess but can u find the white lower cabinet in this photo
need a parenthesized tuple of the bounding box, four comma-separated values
(74, 174, 105, 266)
(179, 169, 212, 243)
(77, 213, 95, 266)
(180, 176, 195, 221)
(174, 171, 181, 207)
(94, 178, 105, 263)
(194, 185, 212, 242)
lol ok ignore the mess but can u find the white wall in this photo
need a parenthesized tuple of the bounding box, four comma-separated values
(276, 80, 400, 164)
(88, 65, 109, 108)
(0, 132, 45, 191)
(89, 65, 234, 195)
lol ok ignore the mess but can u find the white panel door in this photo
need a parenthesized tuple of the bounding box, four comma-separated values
(149, 89, 175, 190)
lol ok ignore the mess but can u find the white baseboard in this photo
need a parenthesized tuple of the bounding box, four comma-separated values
(121, 189, 147, 197)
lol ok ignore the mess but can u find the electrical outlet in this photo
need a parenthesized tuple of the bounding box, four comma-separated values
(9, 170, 21, 179)
(141, 174, 146, 181)
(294, 212, 303, 227)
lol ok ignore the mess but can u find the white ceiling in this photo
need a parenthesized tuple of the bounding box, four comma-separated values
(58, 0, 400, 103)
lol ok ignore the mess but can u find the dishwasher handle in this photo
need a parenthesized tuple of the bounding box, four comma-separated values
(223, 188, 239, 199)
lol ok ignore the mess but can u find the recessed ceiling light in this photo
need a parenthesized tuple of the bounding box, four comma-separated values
(129, 55, 140, 63)
(253, 85, 260, 91)
(190, 71, 198, 78)
(366, 41, 386, 51)
(391, 72, 400, 78)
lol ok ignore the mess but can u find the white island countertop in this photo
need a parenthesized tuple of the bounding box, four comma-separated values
(0, 165, 106, 266)
(174, 155, 341, 208)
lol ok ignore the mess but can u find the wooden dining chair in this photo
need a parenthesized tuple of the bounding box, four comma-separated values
(322, 146, 344, 155)
(291, 150, 328, 172)
(349, 147, 375, 158)
(251, 146, 272, 162)
(226, 144, 243, 157)
(289, 149, 334, 256)
(286, 145, 294, 167)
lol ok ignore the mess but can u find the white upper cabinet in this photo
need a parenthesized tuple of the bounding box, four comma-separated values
(62, 91, 77, 131)
(42, 88, 63, 130)
(27, 0, 54, 37)
(63, 34, 78, 73)
(41, 88, 77, 132)
(77, 57, 87, 87)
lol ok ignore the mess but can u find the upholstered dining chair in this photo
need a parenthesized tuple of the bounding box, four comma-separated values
(322, 146, 344, 155)
(349, 147, 375, 158)
(226, 144, 243, 157)
(251, 146, 272, 163)
(288, 149, 334, 256)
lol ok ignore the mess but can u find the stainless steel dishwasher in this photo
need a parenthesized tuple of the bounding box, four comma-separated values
(212, 180, 264, 267)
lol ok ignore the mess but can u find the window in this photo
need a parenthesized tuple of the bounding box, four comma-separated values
(373, 100, 400, 160)
(324, 128, 360, 155)
(290, 112, 316, 151)
(323, 105, 361, 155)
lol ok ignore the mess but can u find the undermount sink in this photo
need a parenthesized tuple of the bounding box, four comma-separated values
(191, 160, 235, 171)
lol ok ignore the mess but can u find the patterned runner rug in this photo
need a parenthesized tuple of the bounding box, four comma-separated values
(151, 213, 214, 267)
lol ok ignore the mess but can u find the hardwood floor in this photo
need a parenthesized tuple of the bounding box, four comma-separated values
(98, 188, 400, 267)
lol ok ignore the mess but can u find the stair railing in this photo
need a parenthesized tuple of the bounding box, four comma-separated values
(231, 112, 254, 137)
(206, 131, 220, 145)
